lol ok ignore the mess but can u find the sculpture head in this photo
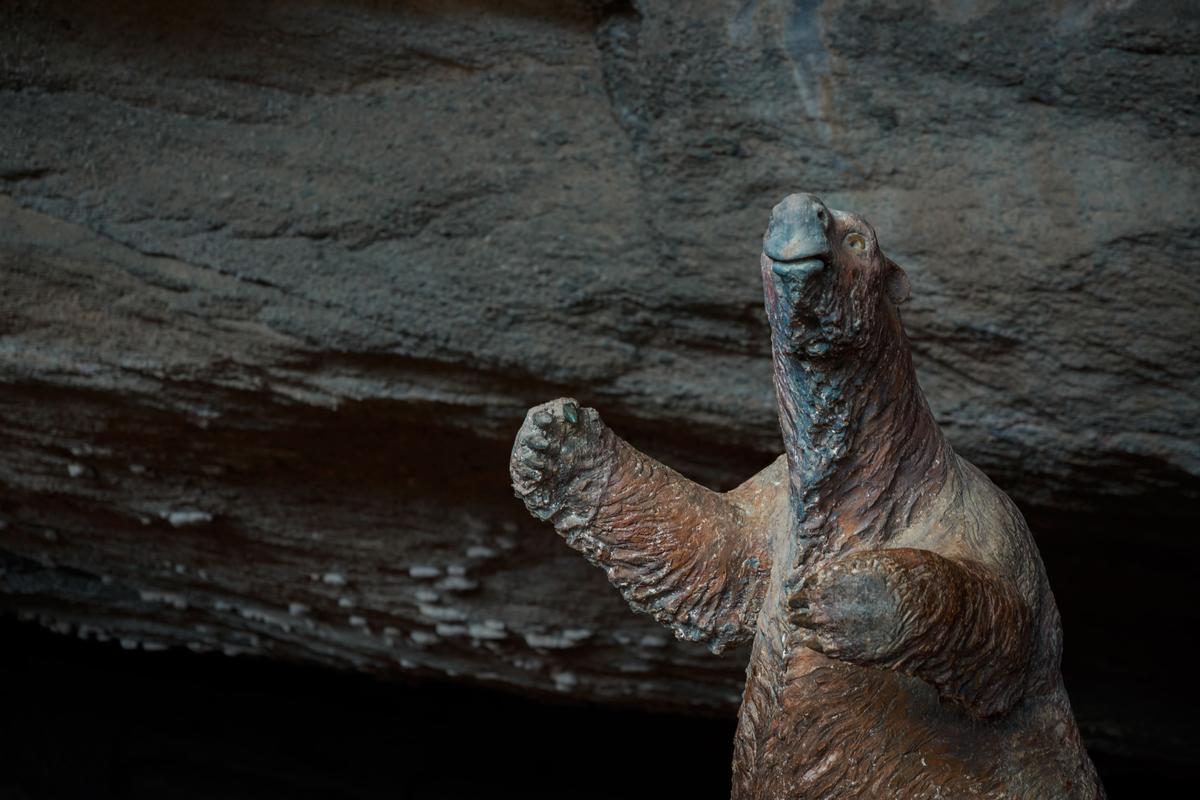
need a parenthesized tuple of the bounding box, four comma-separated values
(761, 193, 911, 360)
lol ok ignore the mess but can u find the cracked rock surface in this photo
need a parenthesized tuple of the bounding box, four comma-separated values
(1, 0, 1197, 733)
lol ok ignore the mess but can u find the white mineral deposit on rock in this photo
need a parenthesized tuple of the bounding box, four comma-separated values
(164, 510, 213, 527)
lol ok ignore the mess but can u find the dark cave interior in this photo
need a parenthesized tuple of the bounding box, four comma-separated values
(1, 584, 1194, 800)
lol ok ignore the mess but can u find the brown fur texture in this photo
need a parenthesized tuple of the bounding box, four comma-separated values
(510, 194, 1104, 798)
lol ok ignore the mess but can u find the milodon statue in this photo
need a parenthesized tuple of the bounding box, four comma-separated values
(509, 193, 1104, 799)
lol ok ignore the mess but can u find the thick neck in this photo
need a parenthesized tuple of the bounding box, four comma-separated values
(772, 304, 949, 559)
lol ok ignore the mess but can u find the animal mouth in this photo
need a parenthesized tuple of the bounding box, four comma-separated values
(769, 255, 826, 281)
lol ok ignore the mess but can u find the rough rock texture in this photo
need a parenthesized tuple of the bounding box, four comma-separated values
(1, 0, 1197, 734)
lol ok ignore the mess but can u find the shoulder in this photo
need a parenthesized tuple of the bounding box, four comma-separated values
(727, 454, 791, 526)
(891, 453, 1045, 599)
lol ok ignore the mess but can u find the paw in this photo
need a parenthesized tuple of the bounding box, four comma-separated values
(788, 551, 907, 662)
(510, 397, 609, 524)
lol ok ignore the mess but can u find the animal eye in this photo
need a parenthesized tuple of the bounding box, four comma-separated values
(845, 232, 868, 252)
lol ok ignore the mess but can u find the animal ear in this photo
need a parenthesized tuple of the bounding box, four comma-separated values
(884, 258, 911, 305)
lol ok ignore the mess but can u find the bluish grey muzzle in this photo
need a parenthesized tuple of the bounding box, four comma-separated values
(763, 193, 831, 264)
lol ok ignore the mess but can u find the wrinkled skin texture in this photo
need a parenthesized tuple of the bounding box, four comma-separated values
(511, 194, 1104, 799)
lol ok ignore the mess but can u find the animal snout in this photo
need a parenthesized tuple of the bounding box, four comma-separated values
(763, 193, 832, 264)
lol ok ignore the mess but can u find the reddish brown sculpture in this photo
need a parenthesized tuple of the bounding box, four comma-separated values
(510, 194, 1105, 799)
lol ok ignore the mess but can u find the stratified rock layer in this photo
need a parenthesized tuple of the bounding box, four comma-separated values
(1, 0, 1197, 726)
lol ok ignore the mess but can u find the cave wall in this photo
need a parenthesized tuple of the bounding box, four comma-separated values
(1, 0, 1198, 723)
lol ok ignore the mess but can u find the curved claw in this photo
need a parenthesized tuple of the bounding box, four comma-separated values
(800, 630, 828, 654)
(525, 433, 552, 451)
(508, 470, 542, 494)
(790, 607, 814, 629)
(517, 447, 547, 469)
(788, 585, 813, 628)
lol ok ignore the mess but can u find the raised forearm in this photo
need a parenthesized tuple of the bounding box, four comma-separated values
(882, 551, 1035, 716)
(585, 435, 768, 649)
(511, 399, 772, 651)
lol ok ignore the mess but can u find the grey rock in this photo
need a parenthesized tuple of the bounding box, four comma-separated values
(0, 0, 1197, 717)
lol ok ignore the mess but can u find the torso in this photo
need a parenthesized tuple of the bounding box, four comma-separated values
(730, 453, 1100, 800)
